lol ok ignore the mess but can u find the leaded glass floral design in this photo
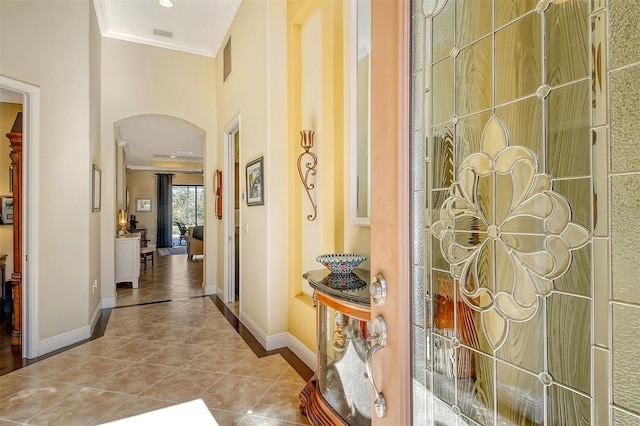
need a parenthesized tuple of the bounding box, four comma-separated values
(431, 116, 590, 350)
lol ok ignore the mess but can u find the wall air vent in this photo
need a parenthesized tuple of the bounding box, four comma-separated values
(153, 28, 173, 38)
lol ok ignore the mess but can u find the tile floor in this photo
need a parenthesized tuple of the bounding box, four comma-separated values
(0, 271, 309, 425)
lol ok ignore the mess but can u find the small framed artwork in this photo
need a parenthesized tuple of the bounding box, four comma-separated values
(92, 164, 101, 212)
(246, 156, 264, 206)
(136, 198, 152, 212)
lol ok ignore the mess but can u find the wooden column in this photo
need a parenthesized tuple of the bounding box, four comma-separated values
(7, 131, 22, 346)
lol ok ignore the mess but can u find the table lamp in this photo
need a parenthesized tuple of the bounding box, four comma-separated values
(118, 210, 127, 237)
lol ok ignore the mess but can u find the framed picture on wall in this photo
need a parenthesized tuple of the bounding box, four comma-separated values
(136, 198, 152, 212)
(92, 164, 101, 212)
(245, 157, 264, 206)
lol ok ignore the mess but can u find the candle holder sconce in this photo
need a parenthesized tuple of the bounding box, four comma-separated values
(297, 130, 318, 221)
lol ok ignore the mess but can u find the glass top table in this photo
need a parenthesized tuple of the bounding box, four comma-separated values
(303, 268, 371, 307)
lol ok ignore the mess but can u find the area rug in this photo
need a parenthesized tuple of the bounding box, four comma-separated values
(158, 246, 188, 256)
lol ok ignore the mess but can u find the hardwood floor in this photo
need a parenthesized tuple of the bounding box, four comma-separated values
(116, 250, 205, 307)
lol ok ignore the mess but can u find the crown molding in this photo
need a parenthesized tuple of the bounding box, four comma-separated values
(103, 29, 215, 58)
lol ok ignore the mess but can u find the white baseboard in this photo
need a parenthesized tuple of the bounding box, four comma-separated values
(266, 332, 289, 351)
(287, 334, 316, 370)
(203, 283, 217, 296)
(240, 312, 316, 370)
(102, 297, 116, 308)
(89, 304, 102, 334)
(240, 312, 268, 348)
(39, 325, 91, 356)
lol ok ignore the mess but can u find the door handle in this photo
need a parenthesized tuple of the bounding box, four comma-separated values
(369, 273, 387, 305)
(366, 315, 388, 418)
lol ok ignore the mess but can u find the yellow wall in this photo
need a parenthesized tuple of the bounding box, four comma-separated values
(0, 102, 22, 278)
(286, 0, 369, 353)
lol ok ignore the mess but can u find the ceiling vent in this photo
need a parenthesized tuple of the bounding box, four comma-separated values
(153, 28, 173, 38)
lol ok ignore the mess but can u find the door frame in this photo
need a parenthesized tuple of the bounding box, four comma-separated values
(223, 116, 240, 304)
(369, 0, 411, 424)
(0, 75, 40, 359)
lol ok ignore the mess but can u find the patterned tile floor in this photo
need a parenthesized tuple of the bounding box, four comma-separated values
(0, 253, 309, 425)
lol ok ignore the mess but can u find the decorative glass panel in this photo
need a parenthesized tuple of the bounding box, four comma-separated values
(456, 0, 492, 49)
(456, 37, 492, 117)
(413, 324, 427, 386)
(496, 305, 544, 373)
(593, 239, 609, 347)
(456, 111, 491, 167)
(553, 178, 592, 231)
(545, 0, 589, 87)
(412, 12, 425, 73)
(610, 65, 640, 174)
(431, 116, 589, 350)
(546, 80, 590, 178)
(591, 10, 608, 128)
(495, 96, 543, 165)
(495, 0, 536, 29)
(431, 0, 454, 63)
(609, 0, 640, 69)
(592, 127, 608, 237)
(548, 384, 590, 425)
(431, 334, 456, 405)
(496, 361, 543, 425)
(593, 347, 610, 424)
(412, 70, 425, 131)
(612, 304, 640, 414)
(547, 293, 591, 393)
(613, 408, 640, 426)
(432, 58, 454, 126)
(458, 349, 494, 423)
(611, 174, 640, 305)
(553, 242, 591, 296)
(410, 0, 617, 422)
(413, 265, 425, 325)
(495, 13, 542, 105)
(432, 123, 454, 189)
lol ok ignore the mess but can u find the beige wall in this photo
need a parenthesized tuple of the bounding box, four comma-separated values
(100, 38, 217, 301)
(215, 0, 289, 335)
(0, 0, 93, 341)
(0, 0, 364, 359)
(89, 0, 102, 320)
(0, 102, 22, 279)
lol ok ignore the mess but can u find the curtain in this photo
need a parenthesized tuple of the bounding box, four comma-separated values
(156, 173, 174, 248)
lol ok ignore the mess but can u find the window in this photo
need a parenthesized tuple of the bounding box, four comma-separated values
(172, 185, 204, 227)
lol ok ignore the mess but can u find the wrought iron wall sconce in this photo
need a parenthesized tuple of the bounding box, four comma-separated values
(297, 130, 318, 221)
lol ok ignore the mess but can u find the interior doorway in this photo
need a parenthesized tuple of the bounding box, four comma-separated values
(224, 118, 240, 315)
(0, 75, 40, 359)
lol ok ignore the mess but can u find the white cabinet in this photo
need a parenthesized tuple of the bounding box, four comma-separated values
(115, 236, 140, 289)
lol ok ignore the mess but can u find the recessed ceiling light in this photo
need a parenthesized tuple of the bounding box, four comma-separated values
(158, 0, 173, 8)
(169, 155, 176, 158)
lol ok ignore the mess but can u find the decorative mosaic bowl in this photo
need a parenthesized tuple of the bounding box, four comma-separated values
(323, 273, 367, 292)
(316, 253, 367, 274)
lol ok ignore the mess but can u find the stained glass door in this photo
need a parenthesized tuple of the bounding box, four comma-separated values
(410, 0, 640, 424)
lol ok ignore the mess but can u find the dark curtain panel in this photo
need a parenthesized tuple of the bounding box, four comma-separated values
(156, 173, 173, 248)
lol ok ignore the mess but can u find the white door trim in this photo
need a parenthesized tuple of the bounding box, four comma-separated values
(223, 116, 240, 304)
(0, 75, 41, 359)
